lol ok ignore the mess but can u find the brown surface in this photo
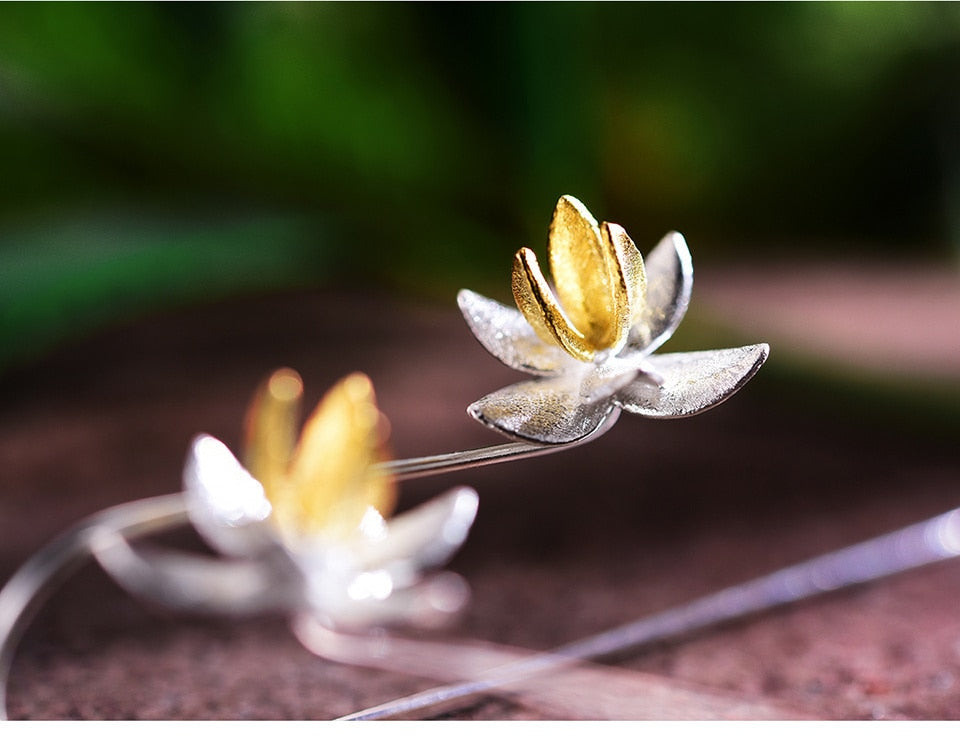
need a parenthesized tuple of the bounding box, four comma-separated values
(2, 283, 959, 719)
(312, 631, 809, 719)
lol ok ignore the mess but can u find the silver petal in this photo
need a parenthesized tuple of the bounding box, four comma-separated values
(92, 532, 302, 615)
(457, 289, 575, 376)
(614, 344, 770, 418)
(346, 487, 479, 583)
(182, 434, 277, 557)
(468, 374, 622, 445)
(628, 231, 693, 353)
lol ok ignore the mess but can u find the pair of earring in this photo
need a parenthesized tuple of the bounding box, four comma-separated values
(0, 195, 769, 718)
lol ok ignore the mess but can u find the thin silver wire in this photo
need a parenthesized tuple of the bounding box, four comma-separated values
(380, 413, 613, 480)
(339, 506, 960, 720)
(0, 493, 189, 720)
(382, 440, 568, 480)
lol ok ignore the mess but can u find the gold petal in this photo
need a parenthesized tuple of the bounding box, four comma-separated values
(281, 373, 396, 541)
(601, 222, 647, 348)
(512, 247, 597, 362)
(547, 195, 618, 348)
(243, 368, 303, 502)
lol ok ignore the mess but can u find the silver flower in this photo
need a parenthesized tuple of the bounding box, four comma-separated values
(458, 195, 769, 444)
(99, 370, 479, 631)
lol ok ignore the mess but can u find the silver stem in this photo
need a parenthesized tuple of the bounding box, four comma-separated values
(380, 441, 565, 481)
(379, 415, 613, 481)
(340, 506, 960, 720)
(0, 494, 189, 720)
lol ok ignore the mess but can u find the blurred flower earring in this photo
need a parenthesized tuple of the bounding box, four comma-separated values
(0, 370, 479, 718)
(98, 369, 479, 630)
(458, 195, 769, 444)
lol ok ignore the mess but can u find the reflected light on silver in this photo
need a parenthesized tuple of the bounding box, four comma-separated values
(358, 507, 388, 541)
(426, 572, 470, 615)
(442, 490, 479, 547)
(348, 570, 394, 602)
(926, 509, 960, 555)
(191, 435, 272, 526)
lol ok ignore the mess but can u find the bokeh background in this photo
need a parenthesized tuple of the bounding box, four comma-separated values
(2, 2, 960, 375)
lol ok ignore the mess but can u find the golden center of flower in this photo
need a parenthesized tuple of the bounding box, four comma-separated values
(243, 368, 396, 544)
(512, 195, 648, 362)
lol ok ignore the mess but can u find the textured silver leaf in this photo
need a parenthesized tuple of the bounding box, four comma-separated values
(614, 344, 770, 418)
(627, 231, 693, 353)
(468, 374, 622, 444)
(457, 289, 575, 376)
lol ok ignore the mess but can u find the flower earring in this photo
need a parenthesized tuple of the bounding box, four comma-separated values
(0, 370, 483, 719)
(100, 369, 480, 631)
(459, 195, 769, 444)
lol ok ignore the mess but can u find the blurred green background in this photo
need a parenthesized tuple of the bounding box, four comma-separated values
(2, 2, 959, 373)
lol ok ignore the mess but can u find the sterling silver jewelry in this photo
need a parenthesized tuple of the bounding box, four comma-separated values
(0, 195, 770, 719)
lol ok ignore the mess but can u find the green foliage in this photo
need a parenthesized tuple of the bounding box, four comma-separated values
(1, 3, 958, 370)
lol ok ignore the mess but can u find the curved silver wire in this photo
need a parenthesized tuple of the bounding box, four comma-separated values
(0, 493, 189, 720)
(339, 506, 960, 720)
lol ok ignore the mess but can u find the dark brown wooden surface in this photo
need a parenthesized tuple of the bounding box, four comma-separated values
(2, 281, 959, 719)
